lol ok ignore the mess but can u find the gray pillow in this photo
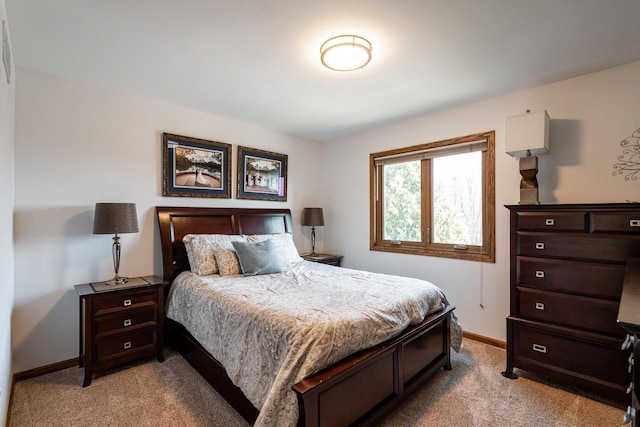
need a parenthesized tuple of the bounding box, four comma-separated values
(231, 239, 283, 276)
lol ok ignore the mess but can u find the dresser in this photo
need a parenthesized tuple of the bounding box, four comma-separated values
(75, 276, 167, 386)
(503, 203, 640, 404)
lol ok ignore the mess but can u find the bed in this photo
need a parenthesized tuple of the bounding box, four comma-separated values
(156, 206, 461, 427)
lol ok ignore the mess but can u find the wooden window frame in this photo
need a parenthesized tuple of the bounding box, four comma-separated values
(370, 131, 495, 262)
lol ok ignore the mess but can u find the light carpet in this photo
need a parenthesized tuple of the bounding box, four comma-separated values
(9, 338, 624, 426)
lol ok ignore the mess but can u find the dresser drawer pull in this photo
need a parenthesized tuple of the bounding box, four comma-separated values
(622, 405, 635, 425)
(622, 334, 636, 350)
(123, 299, 132, 307)
(629, 354, 634, 373)
(123, 341, 132, 350)
(123, 319, 132, 327)
(627, 382, 634, 395)
(545, 219, 555, 226)
(532, 343, 547, 353)
(631, 219, 640, 227)
(535, 242, 545, 250)
(535, 270, 545, 278)
(535, 302, 545, 311)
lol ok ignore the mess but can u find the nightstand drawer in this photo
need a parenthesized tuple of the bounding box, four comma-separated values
(94, 307, 157, 340)
(517, 212, 588, 231)
(512, 321, 628, 388)
(93, 289, 157, 316)
(517, 257, 625, 299)
(518, 288, 623, 336)
(94, 329, 156, 363)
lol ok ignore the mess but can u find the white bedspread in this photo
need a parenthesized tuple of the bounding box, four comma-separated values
(166, 261, 462, 427)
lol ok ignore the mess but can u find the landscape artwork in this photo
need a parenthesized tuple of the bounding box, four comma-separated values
(237, 146, 287, 201)
(162, 133, 232, 198)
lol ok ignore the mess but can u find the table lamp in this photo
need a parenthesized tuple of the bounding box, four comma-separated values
(505, 109, 550, 204)
(93, 202, 139, 285)
(301, 207, 324, 255)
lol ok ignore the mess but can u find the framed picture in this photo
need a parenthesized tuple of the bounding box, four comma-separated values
(237, 146, 288, 201)
(162, 133, 232, 198)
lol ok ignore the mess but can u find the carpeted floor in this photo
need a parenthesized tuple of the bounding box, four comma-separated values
(8, 338, 624, 426)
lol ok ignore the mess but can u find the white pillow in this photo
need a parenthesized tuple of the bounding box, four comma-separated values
(244, 233, 303, 268)
(183, 234, 245, 275)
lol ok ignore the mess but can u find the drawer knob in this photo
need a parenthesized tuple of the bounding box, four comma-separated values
(535, 242, 545, 250)
(629, 354, 634, 373)
(532, 343, 547, 353)
(123, 319, 132, 327)
(622, 334, 636, 350)
(545, 219, 555, 226)
(124, 341, 132, 350)
(535, 270, 545, 278)
(622, 405, 635, 425)
(627, 382, 634, 395)
(535, 302, 545, 311)
(630, 219, 640, 227)
(123, 299, 132, 307)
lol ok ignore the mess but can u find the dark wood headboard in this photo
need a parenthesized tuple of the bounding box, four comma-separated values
(156, 206, 294, 282)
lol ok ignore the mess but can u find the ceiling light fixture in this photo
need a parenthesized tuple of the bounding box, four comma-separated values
(320, 35, 372, 71)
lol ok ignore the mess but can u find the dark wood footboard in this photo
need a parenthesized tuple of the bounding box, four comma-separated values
(167, 305, 453, 427)
(293, 305, 453, 427)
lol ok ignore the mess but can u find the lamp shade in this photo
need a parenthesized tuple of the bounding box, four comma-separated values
(505, 110, 550, 158)
(301, 208, 324, 227)
(93, 203, 139, 234)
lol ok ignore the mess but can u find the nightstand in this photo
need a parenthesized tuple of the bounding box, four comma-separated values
(75, 275, 168, 387)
(301, 253, 344, 267)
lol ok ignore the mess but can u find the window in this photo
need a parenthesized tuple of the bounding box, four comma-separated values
(370, 131, 495, 262)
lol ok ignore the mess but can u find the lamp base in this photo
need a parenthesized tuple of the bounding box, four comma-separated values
(518, 155, 540, 204)
(104, 275, 129, 286)
(519, 188, 540, 205)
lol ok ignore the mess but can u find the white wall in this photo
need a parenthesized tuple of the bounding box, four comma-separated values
(12, 69, 324, 372)
(0, 0, 15, 422)
(322, 61, 640, 342)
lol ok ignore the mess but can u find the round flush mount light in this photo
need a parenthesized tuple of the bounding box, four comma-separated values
(320, 35, 372, 71)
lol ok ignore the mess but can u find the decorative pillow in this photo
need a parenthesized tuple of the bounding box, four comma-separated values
(231, 240, 283, 276)
(244, 233, 302, 268)
(182, 234, 245, 275)
(212, 250, 242, 276)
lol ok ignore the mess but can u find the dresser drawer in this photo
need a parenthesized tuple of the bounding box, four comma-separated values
(516, 212, 587, 231)
(93, 307, 157, 340)
(518, 288, 623, 336)
(518, 233, 640, 262)
(512, 321, 629, 388)
(591, 212, 640, 234)
(517, 257, 625, 299)
(93, 289, 157, 316)
(94, 329, 156, 363)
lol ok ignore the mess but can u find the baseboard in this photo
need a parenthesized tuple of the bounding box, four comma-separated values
(463, 331, 506, 349)
(13, 358, 79, 382)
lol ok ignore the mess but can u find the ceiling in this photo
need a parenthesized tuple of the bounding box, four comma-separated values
(6, 1, 640, 142)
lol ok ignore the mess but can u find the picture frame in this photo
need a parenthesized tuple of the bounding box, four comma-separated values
(237, 146, 288, 201)
(162, 133, 232, 198)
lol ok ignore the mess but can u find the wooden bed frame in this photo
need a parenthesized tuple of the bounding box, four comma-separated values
(156, 206, 455, 427)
